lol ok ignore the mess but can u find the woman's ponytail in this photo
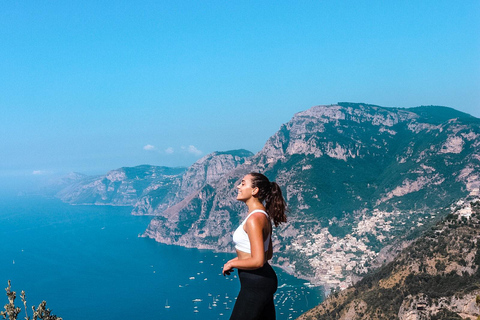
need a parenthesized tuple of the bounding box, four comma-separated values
(265, 182, 287, 227)
(249, 172, 287, 227)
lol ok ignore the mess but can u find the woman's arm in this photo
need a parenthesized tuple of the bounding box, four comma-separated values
(223, 213, 267, 274)
(266, 236, 273, 260)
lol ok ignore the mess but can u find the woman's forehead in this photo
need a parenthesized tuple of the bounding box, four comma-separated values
(242, 174, 253, 183)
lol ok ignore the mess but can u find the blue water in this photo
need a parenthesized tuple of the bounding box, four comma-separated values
(0, 196, 323, 320)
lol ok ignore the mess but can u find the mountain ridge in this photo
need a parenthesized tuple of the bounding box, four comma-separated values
(53, 103, 480, 293)
(142, 103, 479, 289)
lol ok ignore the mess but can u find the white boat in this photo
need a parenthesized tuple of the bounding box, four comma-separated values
(165, 300, 170, 309)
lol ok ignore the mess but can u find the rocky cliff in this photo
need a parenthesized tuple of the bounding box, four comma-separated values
(56, 165, 186, 206)
(296, 196, 480, 320)
(143, 103, 480, 290)
(56, 150, 253, 211)
(55, 103, 480, 292)
(131, 149, 253, 215)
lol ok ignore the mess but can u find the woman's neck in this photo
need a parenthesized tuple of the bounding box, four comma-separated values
(245, 198, 265, 213)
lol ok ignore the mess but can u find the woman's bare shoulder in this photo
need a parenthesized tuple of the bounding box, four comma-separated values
(245, 212, 269, 227)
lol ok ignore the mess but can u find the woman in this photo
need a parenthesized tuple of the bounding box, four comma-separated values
(222, 172, 287, 320)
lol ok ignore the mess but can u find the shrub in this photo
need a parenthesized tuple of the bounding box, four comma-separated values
(1, 281, 62, 320)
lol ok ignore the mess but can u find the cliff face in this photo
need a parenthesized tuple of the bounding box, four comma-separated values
(143, 103, 480, 289)
(296, 196, 480, 320)
(131, 149, 253, 215)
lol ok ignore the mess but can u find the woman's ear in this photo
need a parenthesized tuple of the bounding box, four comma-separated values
(252, 187, 259, 196)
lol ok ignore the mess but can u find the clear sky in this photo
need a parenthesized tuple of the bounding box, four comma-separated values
(1, 1, 479, 182)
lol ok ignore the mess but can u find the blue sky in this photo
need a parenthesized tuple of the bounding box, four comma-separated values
(1, 1, 479, 181)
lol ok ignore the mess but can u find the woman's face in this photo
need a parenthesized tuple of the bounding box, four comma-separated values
(236, 174, 256, 202)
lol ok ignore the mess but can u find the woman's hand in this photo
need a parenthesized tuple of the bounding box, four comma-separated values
(222, 261, 234, 276)
(222, 257, 238, 276)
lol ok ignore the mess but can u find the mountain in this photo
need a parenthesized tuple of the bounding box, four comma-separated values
(55, 150, 253, 210)
(41, 172, 89, 196)
(296, 195, 480, 320)
(143, 103, 480, 289)
(54, 103, 480, 291)
(56, 165, 186, 206)
(131, 149, 253, 215)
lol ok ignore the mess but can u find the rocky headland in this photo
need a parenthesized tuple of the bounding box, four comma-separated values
(55, 103, 480, 297)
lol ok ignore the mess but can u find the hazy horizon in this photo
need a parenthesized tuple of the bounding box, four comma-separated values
(2, 1, 479, 180)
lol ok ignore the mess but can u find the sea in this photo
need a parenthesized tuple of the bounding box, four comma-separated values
(0, 195, 323, 320)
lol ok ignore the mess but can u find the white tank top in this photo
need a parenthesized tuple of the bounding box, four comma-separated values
(232, 209, 271, 254)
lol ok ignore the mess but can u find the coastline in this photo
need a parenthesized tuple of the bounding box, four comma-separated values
(141, 229, 327, 294)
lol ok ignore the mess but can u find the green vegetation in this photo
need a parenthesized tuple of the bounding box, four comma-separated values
(176, 185, 216, 235)
(404, 272, 480, 298)
(407, 105, 474, 124)
(123, 166, 185, 197)
(216, 149, 254, 157)
(337, 102, 384, 110)
(327, 222, 352, 238)
(430, 308, 463, 320)
(146, 186, 172, 208)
